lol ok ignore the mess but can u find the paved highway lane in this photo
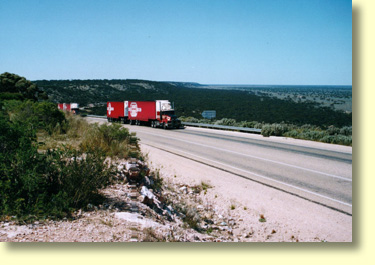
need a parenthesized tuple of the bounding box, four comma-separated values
(88, 118, 353, 215)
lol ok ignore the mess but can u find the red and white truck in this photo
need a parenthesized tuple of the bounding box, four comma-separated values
(107, 100, 183, 129)
(57, 103, 79, 114)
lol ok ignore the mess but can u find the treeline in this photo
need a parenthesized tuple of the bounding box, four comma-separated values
(171, 86, 352, 128)
(35, 79, 352, 128)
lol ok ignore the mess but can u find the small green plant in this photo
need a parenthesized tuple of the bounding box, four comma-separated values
(230, 204, 236, 210)
(184, 207, 201, 231)
(192, 181, 213, 194)
(259, 214, 266, 222)
(201, 181, 212, 191)
(150, 169, 164, 192)
(173, 202, 202, 232)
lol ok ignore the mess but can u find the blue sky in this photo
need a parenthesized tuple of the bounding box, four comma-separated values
(0, 0, 352, 85)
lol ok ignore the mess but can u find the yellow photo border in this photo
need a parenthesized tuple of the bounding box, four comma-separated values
(1, 0, 370, 264)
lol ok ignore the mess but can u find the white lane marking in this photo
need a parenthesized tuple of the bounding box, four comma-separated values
(143, 142, 352, 208)
(138, 130, 352, 182)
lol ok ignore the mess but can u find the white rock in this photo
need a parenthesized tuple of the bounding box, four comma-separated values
(114, 212, 161, 229)
(179, 186, 187, 193)
(140, 186, 155, 200)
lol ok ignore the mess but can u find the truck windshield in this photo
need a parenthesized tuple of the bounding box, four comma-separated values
(162, 110, 176, 116)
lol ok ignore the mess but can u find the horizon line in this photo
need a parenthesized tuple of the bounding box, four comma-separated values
(30, 78, 352, 87)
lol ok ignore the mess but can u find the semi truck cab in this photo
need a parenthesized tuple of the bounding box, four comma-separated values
(154, 100, 182, 129)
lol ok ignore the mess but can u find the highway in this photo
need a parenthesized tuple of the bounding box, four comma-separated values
(89, 117, 353, 215)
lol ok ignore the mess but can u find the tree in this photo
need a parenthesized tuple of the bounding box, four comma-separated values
(0, 72, 47, 101)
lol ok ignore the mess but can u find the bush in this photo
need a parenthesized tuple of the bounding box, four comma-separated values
(179, 116, 199, 123)
(0, 72, 42, 101)
(5, 100, 66, 135)
(0, 92, 24, 101)
(214, 118, 237, 126)
(1, 146, 115, 219)
(300, 130, 327, 141)
(261, 123, 291, 137)
(239, 121, 259, 128)
(42, 148, 116, 210)
(64, 114, 91, 139)
(339, 126, 352, 136)
(1, 107, 118, 220)
(321, 135, 352, 146)
(80, 123, 133, 159)
(326, 125, 341, 136)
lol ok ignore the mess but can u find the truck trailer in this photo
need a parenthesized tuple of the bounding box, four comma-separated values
(107, 100, 183, 129)
(57, 103, 79, 114)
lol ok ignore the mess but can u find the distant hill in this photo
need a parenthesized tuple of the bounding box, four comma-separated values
(34, 79, 352, 127)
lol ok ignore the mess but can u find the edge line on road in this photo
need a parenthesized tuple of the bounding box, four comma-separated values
(138, 130, 352, 182)
(142, 143, 352, 217)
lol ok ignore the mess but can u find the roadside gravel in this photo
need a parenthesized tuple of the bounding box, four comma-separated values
(140, 143, 352, 242)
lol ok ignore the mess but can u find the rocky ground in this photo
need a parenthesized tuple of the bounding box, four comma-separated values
(0, 157, 313, 242)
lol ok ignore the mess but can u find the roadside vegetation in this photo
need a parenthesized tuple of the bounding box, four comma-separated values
(0, 73, 140, 222)
(179, 117, 352, 146)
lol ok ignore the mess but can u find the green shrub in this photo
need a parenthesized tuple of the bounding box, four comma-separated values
(0, 92, 24, 101)
(214, 118, 237, 126)
(261, 123, 290, 137)
(6, 100, 66, 135)
(326, 125, 341, 136)
(179, 116, 199, 123)
(339, 126, 352, 136)
(43, 148, 116, 210)
(1, 108, 118, 220)
(239, 121, 258, 128)
(321, 135, 352, 146)
(301, 130, 326, 141)
(64, 114, 91, 139)
(80, 123, 132, 158)
(0, 72, 46, 101)
(1, 143, 116, 219)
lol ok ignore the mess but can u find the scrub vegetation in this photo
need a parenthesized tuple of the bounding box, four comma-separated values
(179, 117, 352, 146)
(0, 73, 139, 221)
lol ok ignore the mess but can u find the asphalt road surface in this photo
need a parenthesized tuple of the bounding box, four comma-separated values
(89, 118, 353, 215)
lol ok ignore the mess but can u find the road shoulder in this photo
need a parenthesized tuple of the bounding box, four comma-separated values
(141, 143, 352, 242)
